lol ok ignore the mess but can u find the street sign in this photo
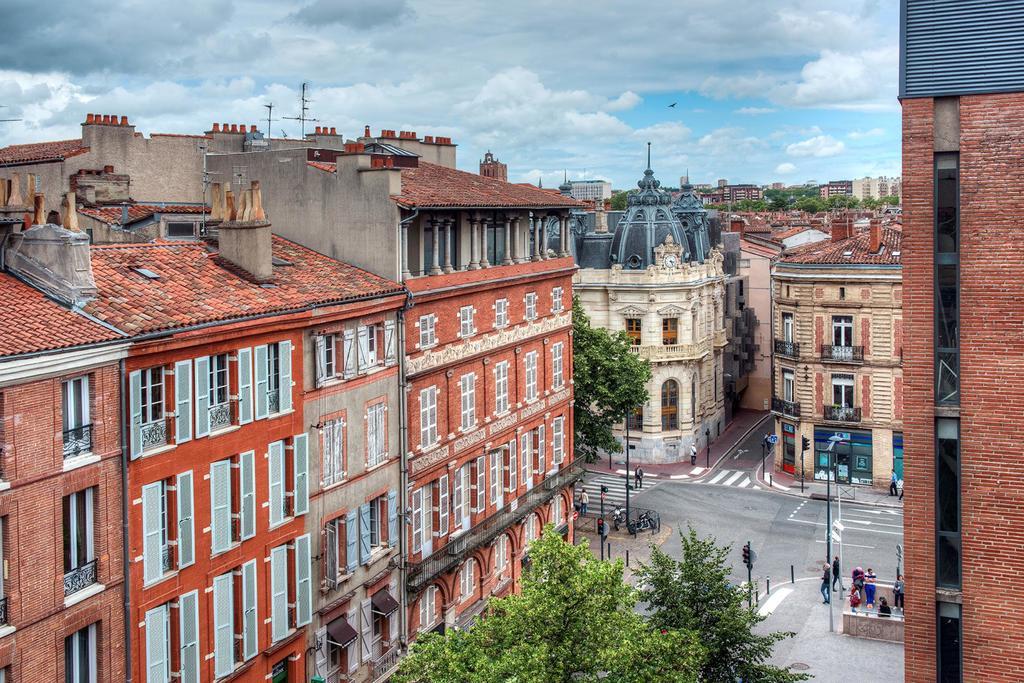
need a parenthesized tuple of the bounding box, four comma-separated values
(833, 521, 845, 532)
(767, 434, 778, 445)
(896, 543, 903, 561)
(831, 531, 841, 543)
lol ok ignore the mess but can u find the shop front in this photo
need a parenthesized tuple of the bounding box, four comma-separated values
(893, 433, 904, 481)
(813, 428, 874, 485)
(781, 422, 796, 474)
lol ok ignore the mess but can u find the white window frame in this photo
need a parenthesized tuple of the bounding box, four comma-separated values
(367, 403, 387, 468)
(552, 416, 565, 466)
(525, 292, 537, 321)
(474, 455, 485, 514)
(322, 417, 346, 487)
(783, 370, 795, 403)
(552, 342, 564, 389)
(419, 386, 438, 448)
(782, 312, 794, 343)
(832, 373, 855, 407)
(459, 559, 475, 602)
(495, 534, 509, 579)
(418, 585, 438, 632)
(459, 306, 475, 338)
(489, 450, 503, 506)
(551, 287, 564, 313)
(65, 623, 98, 683)
(62, 375, 90, 433)
(418, 314, 437, 348)
(525, 351, 538, 402)
(65, 487, 96, 576)
(141, 366, 165, 426)
(460, 373, 476, 431)
(437, 474, 450, 536)
(494, 298, 509, 329)
(832, 315, 854, 347)
(494, 361, 509, 415)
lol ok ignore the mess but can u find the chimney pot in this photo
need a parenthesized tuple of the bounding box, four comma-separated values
(364, 125, 371, 137)
(120, 115, 128, 125)
(237, 123, 244, 133)
(103, 165, 114, 174)
(33, 193, 46, 226)
(424, 135, 434, 143)
(230, 124, 238, 133)
(385, 156, 394, 168)
(85, 114, 95, 124)
(869, 218, 882, 253)
(212, 123, 221, 132)
(222, 122, 229, 132)
(330, 127, 337, 135)
(100, 115, 109, 124)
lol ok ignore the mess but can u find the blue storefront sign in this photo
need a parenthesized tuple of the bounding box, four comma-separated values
(814, 428, 874, 485)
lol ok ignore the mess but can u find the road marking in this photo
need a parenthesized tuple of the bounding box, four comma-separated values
(843, 518, 903, 529)
(753, 485, 761, 490)
(737, 477, 751, 488)
(690, 467, 705, 475)
(723, 471, 745, 486)
(786, 518, 903, 536)
(815, 540, 876, 549)
(771, 480, 791, 491)
(708, 470, 729, 484)
(758, 587, 793, 616)
(669, 474, 690, 480)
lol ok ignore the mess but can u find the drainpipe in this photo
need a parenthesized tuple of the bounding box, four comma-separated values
(396, 300, 411, 652)
(119, 357, 133, 682)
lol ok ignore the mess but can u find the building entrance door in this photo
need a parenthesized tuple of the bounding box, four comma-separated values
(272, 658, 288, 683)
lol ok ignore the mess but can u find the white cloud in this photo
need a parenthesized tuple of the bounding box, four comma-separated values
(775, 162, 797, 174)
(786, 134, 845, 158)
(780, 48, 899, 110)
(847, 127, 885, 139)
(736, 107, 776, 115)
(604, 90, 642, 112)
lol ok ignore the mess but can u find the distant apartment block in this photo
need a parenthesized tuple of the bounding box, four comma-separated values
(567, 179, 612, 202)
(819, 180, 853, 198)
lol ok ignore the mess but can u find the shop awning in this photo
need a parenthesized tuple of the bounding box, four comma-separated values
(371, 589, 400, 617)
(326, 616, 357, 649)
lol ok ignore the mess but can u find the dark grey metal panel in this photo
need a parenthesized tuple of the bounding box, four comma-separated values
(902, 0, 1024, 98)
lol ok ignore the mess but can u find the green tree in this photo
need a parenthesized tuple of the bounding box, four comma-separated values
(572, 297, 652, 462)
(861, 197, 881, 210)
(395, 529, 704, 683)
(610, 190, 628, 210)
(881, 194, 901, 206)
(794, 196, 826, 213)
(825, 194, 861, 210)
(767, 194, 791, 211)
(636, 528, 809, 683)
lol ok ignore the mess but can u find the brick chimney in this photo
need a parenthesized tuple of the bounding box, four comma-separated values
(217, 180, 273, 282)
(869, 218, 882, 253)
(730, 217, 745, 235)
(831, 214, 852, 242)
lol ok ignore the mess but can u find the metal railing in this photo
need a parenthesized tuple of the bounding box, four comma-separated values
(407, 464, 585, 592)
(64, 559, 98, 597)
(162, 545, 173, 572)
(773, 339, 800, 358)
(628, 340, 711, 363)
(371, 645, 402, 682)
(771, 397, 801, 418)
(62, 424, 93, 458)
(139, 417, 168, 452)
(209, 402, 231, 431)
(267, 389, 281, 414)
(824, 405, 862, 423)
(821, 344, 864, 363)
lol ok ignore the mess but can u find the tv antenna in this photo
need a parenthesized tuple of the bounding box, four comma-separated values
(263, 103, 279, 139)
(196, 139, 221, 237)
(0, 105, 22, 123)
(283, 82, 319, 139)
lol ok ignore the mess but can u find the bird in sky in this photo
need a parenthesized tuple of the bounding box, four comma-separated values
(668, 102, 677, 108)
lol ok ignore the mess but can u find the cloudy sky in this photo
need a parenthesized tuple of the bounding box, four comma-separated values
(0, 0, 900, 189)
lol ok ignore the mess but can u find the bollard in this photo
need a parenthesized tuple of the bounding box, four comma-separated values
(607, 542, 612, 559)
(755, 588, 759, 603)
(767, 577, 771, 595)
(626, 550, 630, 567)
(791, 564, 795, 584)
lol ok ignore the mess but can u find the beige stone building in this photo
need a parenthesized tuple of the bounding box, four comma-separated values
(771, 216, 903, 488)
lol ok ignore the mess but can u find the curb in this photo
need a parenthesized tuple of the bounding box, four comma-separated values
(754, 467, 904, 510)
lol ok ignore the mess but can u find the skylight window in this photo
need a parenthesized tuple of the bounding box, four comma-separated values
(842, 251, 854, 258)
(133, 267, 160, 280)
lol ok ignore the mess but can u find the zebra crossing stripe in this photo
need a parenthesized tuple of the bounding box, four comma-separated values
(708, 470, 729, 484)
(737, 477, 751, 488)
(722, 471, 744, 487)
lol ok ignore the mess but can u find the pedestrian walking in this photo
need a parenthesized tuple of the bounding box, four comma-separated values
(889, 469, 898, 496)
(580, 490, 589, 516)
(831, 555, 841, 591)
(864, 568, 877, 608)
(893, 573, 905, 611)
(690, 443, 698, 466)
(878, 597, 892, 617)
(820, 562, 831, 604)
(634, 466, 644, 489)
(898, 479, 904, 501)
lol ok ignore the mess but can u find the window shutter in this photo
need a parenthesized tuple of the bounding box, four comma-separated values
(270, 546, 289, 642)
(293, 433, 309, 516)
(176, 471, 195, 569)
(279, 340, 293, 413)
(537, 424, 546, 474)
(269, 441, 285, 526)
(210, 461, 232, 554)
(178, 590, 200, 683)
(295, 534, 312, 626)
(314, 335, 327, 386)
(411, 488, 422, 554)
(238, 347, 253, 424)
(384, 319, 397, 366)
(356, 326, 370, 372)
(325, 522, 338, 588)
(254, 344, 269, 420)
(359, 502, 371, 565)
(142, 482, 165, 584)
(359, 599, 372, 664)
(241, 559, 259, 660)
(193, 356, 210, 438)
(387, 490, 398, 548)
(174, 359, 193, 444)
(144, 604, 170, 683)
(343, 329, 357, 379)
(345, 510, 358, 574)
(521, 434, 531, 489)
(129, 370, 143, 458)
(475, 456, 485, 513)
(314, 627, 329, 674)
(239, 450, 256, 540)
(212, 573, 235, 678)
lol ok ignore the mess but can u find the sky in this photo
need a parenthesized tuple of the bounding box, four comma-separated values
(0, 0, 901, 190)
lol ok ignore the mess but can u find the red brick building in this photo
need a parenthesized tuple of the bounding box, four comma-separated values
(901, 2, 1024, 680)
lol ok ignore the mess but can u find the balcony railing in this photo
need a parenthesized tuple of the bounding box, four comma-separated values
(629, 340, 711, 363)
(771, 397, 801, 418)
(62, 424, 93, 458)
(162, 545, 173, 572)
(267, 389, 281, 415)
(0, 596, 7, 625)
(407, 463, 585, 592)
(140, 417, 168, 452)
(209, 402, 231, 431)
(823, 405, 862, 423)
(821, 345, 864, 363)
(774, 339, 800, 358)
(371, 645, 402, 682)
(64, 559, 98, 597)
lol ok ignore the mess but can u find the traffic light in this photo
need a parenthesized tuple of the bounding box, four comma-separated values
(801, 436, 811, 452)
(600, 485, 609, 493)
(597, 518, 607, 537)
(742, 542, 751, 569)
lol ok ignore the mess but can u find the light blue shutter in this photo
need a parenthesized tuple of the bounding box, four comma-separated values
(384, 320, 397, 366)
(269, 441, 285, 526)
(356, 327, 369, 372)
(210, 461, 232, 554)
(345, 510, 358, 574)
(241, 559, 259, 660)
(343, 329, 357, 379)
(239, 450, 256, 540)
(212, 573, 234, 677)
(387, 490, 397, 548)
(142, 482, 164, 584)
(174, 359, 192, 444)
(314, 335, 327, 386)
(176, 471, 195, 569)
(145, 603, 170, 683)
(254, 344, 269, 420)
(295, 534, 312, 626)
(270, 545, 289, 642)
(359, 503, 371, 565)
(238, 347, 253, 424)
(279, 340, 293, 413)
(129, 370, 143, 457)
(193, 356, 210, 438)
(178, 590, 200, 683)
(293, 433, 309, 516)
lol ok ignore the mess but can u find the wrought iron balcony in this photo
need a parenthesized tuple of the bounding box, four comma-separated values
(823, 405, 862, 423)
(821, 345, 864, 363)
(0, 596, 7, 625)
(267, 389, 281, 414)
(64, 559, 98, 597)
(162, 545, 173, 572)
(407, 463, 585, 593)
(140, 417, 168, 452)
(771, 396, 801, 418)
(371, 645, 402, 682)
(209, 402, 232, 431)
(62, 423, 93, 458)
(773, 339, 800, 358)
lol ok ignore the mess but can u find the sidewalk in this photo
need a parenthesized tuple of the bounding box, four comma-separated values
(575, 518, 672, 583)
(584, 408, 770, 480)
(755, 466, 904, 510)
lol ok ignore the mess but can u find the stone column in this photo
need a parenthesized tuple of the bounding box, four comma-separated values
(559, 214, 569, 257)
(401, 221, 411, 280)
(503, 217, 514, 265)
(531, 213, 540, 262)
(481, 216, 490, 267)
(443, 217, 454, 273)
(430, 217, 442, 275)
(541, 213, 550, 259)
(469, 212, 481, 270)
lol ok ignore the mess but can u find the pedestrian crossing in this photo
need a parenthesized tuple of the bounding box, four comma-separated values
(703, 469, 761, 490)
(575, 472, 661, 512)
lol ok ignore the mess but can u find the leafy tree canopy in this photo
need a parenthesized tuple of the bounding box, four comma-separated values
(609, 191, 628, 211)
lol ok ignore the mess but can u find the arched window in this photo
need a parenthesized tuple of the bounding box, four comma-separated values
(551, 497, 565, 528)
(661, 380, 679, 430)
(524, 513, 540, 543)
(495, 535, 511, 580)
(418, 585, 439, 632)
(459, 559, 476, 602)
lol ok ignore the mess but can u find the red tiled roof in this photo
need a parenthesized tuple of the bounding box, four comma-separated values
(393, 162, 585, 209)
(83, 235, 404, 336)
(782, 226, 902, 265)
(773, 225, 816, 240)
(0, 139, 88, 165)
(0, 273, 120, 358)
(739, 239, 780, 259)
(307, 161, 337, 173)
(78, 204, 208, 225)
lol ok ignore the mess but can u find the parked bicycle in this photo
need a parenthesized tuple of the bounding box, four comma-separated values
(627, 509, 656, 535)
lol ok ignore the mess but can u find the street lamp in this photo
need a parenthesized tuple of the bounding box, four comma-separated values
(624, 406, 633, 524)
(825, 434, 844, 633)
(705, 427, 711, 469)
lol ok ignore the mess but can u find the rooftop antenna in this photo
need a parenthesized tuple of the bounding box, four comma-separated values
(646, 141, 652, 170)
(283, 82, 319, 139)
(196, 139, 221, 237)
(263, 103, 279, 139)
(0, 105, 22, 123)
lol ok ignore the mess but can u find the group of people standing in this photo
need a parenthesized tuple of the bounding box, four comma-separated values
(821, 557, 905, 617)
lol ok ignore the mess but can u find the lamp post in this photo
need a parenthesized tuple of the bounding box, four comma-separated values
(625, 408, 632, 524)
(825, 434, 844, 633)
(705, 427, 711, 469)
